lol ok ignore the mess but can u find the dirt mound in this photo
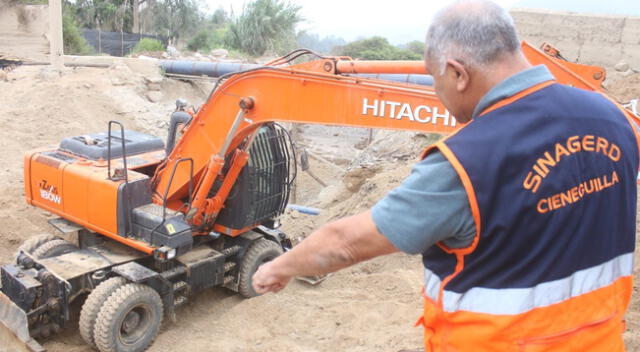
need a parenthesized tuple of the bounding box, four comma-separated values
(606, 71, 640, 103)
(0, 61, 209, 261)
(0, 4, 50, 61)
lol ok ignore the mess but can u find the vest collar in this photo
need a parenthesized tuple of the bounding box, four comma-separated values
(471, 65, 555, 119)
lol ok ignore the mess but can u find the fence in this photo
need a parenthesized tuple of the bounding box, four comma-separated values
(82, 29, 169, 57)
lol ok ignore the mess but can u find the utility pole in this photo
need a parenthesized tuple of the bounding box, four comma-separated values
(134, 0, 147, 34)
(49, 0, 64, 70)
(133, 0, 140, 34)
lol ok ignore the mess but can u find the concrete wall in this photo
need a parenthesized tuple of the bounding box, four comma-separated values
(511, 9, 640, 69)
(0, 5, 49, 62)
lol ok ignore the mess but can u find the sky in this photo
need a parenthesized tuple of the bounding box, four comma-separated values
(203, 0, 640, 44)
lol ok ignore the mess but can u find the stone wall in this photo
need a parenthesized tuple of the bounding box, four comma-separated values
(0, 4, 49, 61)
(511, 9, 640, 69)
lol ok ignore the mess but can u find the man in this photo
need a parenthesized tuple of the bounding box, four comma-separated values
(253, 0, 640, 350)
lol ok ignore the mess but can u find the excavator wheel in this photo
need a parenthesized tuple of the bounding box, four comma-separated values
(31, 238, 77, 259)
(79, 276, 128, 348)
(238, 238, 284, 298)
(94, 283, 163, 352)
(13, 233, 58, 262)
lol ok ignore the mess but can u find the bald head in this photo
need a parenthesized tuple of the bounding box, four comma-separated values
(426, 0, 520, 73)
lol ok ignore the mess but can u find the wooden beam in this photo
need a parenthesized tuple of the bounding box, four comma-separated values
(133, 0, 140, 34)
(49, 0, 64, 70)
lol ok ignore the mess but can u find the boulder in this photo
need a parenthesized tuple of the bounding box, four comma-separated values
(210, 48, 229, 58)
(615, 62, 630, 72)
(146, 91, 162, 103)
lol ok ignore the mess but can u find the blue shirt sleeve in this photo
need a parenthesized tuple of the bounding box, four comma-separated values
(371, 150, 476, 254)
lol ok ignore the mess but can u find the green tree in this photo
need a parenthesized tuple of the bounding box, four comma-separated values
(62, 8, 94, 55)
(73, 0, 133, 32)
(335, 36, 422, 60)
(211, 7, 228, 27)
(186, 7, 230, 52)
(405, 40, 425, 56)
(227, 0, 302, 56)
(145, 0, 203, 44)
(296, 31, 345, 54)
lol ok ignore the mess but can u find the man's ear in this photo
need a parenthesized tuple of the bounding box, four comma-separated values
(446, 59, 470, 92)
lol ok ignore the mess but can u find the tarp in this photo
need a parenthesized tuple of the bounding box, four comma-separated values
(82, 29, 168, 57)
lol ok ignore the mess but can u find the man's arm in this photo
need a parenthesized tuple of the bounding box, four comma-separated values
(252, 210, 398, 294)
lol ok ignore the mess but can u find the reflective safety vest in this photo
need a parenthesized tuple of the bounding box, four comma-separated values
(418, 81, 640, 351)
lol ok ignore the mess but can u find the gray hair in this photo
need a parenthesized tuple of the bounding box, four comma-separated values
(425, 0, 520, 73)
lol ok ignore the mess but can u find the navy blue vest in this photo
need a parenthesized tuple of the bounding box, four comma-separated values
(423, 83, 638, 294)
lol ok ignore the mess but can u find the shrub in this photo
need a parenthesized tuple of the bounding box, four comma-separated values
(187, 27, 228, 52)
(132, 38, 165, 53)
(62, 12, 93, 55)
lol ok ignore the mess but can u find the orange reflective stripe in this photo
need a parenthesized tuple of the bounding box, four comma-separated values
(425, 252, 632, 315)
(421, 276, 631, 351)
(480, 80, 555, 117)
(436, 143, 481, 255)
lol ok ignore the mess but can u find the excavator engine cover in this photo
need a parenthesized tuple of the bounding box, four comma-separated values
(59, 130, 164, 160)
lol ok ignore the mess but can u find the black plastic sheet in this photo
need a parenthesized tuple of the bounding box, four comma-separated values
(82, 29, 168, 57)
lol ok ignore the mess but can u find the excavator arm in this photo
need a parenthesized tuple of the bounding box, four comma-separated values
(153, 41, 631, 233)
(154, 62, 456, 227)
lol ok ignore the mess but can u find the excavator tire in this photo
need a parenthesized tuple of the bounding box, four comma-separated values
(238, 238, 283, 298)
(31, 239, 77, 259)
(79, 276, 128, 348)
(13, 233, 58, 261)
(94, 283, 163, 352)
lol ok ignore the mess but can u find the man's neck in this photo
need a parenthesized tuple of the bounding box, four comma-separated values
(482, 52, 533, 93)
(464, 52, 532, 119)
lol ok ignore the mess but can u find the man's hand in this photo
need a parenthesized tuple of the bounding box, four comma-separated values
(252, 261, 292, 294)
(251, 210, 398, 295)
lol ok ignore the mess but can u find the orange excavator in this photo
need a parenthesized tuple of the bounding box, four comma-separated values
(0, 42, 625, 352)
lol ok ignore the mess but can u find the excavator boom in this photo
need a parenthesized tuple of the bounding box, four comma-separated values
(153, 41, 624, 231)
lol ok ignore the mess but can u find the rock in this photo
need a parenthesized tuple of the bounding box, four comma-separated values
(109, 64, 133, 86)
(621, 69, 635, 78)
(147, 82, 162, 91)
(167, 46, 180, 58)
(38, 67, 61, 80)
(146, 91, 162, 103)
(210, 48, 229, 58)
(615, 62, 630, 72)
(143, 74, 163, 85)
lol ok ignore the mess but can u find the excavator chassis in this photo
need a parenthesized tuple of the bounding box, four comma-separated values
(0, 222, 291, 351)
